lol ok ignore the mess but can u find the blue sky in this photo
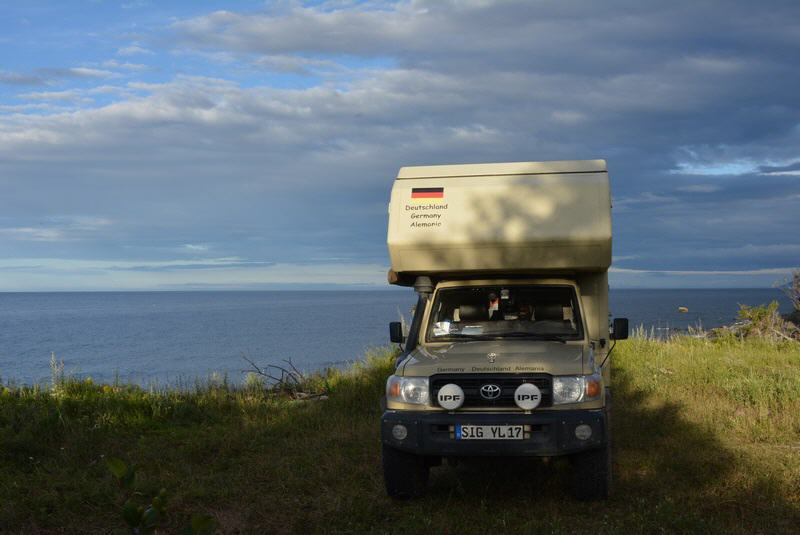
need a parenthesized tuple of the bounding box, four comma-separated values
(1, 0, 799, 290)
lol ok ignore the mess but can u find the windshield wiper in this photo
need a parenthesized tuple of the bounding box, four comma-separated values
(436, 332, 570, 343)
(492, 332, 569, 343)
(437, 333, 496, 341)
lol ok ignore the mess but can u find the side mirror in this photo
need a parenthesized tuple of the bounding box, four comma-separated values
(611, 318, 629, 340)
(389, 322, 405, 344)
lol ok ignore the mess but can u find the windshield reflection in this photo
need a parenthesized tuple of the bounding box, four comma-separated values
(426, 285, 583, 342)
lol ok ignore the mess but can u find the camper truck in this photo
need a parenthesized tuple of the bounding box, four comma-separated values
(382, 160, 628, 500)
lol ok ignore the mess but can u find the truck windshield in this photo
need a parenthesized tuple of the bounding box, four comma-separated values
(426, 285, 583, 342)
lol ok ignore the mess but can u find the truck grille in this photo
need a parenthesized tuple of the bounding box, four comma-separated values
(430, 374, 553, 408)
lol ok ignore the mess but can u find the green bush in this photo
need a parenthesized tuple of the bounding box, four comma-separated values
(737, 301, 799, 340)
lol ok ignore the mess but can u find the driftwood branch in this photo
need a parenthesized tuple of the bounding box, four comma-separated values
(241, 355, 285, 383)
(282, 359, 306, 383)
(241, 355, 328, 400)
(770, 328, 799, 343)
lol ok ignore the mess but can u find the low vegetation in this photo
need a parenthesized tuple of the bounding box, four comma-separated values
(780, 268, 800, 325)
(1, 337, 799, 533)
(708, 299, 800, 343)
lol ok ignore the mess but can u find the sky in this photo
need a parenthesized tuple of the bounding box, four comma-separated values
(0, 0, 798, 291)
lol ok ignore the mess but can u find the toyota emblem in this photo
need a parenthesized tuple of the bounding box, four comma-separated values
(486, 352, 497, 363)
(479, 384, 502, 400)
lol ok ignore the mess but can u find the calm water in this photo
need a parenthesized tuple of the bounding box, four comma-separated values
(0, 289, 791, 385)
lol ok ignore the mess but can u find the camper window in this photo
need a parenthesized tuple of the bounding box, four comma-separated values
(426, 285, 583, 342)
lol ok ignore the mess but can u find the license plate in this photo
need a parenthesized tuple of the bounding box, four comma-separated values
(456, 424, 524, 440)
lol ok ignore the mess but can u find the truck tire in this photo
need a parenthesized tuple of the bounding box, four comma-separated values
(569, 446, 611, 501)
(382, 444, 429, 499)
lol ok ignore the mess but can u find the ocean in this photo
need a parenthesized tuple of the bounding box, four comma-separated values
(0, 289, 791, 386)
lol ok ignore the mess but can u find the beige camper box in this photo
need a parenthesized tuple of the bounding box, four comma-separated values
(388, 159, 611, 274)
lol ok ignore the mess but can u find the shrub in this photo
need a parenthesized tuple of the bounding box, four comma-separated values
(782, 268, 800, 312)
(780, 269, 800, 327)
(736, 301, 799, 341)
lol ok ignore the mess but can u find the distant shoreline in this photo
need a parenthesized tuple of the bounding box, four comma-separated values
(0, 286, 791, 294)
(0, 289, 793, 387)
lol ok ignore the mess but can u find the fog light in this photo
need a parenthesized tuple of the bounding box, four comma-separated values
(514, 383, 542, 410)
(392, 424, 408, 440)
(437, 383, 465, 410)
(574, 424, 592, 440)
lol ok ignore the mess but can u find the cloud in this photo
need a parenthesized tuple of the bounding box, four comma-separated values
(18, 89, 87, 102)
(251, 54, 342, 75)
(610, 266, 797, 276)
(609, 266, 799, 289)
(107, 258, 274, 272)
(0, 227, 66, 241)
(18, 85, 134, 104)
(673, 160, 758, 176)
(676, 184, 721, 193)
(670, 146, 800, 177)
(0, 66, 115, 88)
(612, 255, 640, 263)
(763, 170, 800, 176)
(0, 217, 112, 242)
(613, 192, 677, 210)
(551, 110, 587, 125)
(2, 1, 800, 289)
(0, 103, 61, 112)
(37, 67, 116, 79)
(0, 71, 46, 86)
(759, 160, 800, 176)
(64, 67, 116, 78)
(0, 258, 387, 291)
(169, 2, 797, 86)
(101, 60, 149, 71)
(117, 44, 154, 56)
(122, 1, 150, 9)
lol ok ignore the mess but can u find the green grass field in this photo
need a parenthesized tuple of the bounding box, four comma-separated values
(1, 337, 799, 534)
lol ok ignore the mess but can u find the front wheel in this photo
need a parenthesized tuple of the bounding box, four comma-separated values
(569, 446, 612, 501)
(382, 444, 429, 499)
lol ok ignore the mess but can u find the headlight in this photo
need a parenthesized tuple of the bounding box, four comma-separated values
(552, 374, 602, 405)
(386, 375, 429, 405)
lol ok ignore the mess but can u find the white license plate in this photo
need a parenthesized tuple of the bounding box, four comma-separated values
(456, 424, 524, 440)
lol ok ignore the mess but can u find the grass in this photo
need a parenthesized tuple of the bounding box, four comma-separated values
(1, 339, 799, 534)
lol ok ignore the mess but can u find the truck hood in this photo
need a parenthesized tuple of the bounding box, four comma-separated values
(400, 340, 585, 376)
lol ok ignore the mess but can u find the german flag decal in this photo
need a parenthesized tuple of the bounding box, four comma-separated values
(411, 187, 444, 201)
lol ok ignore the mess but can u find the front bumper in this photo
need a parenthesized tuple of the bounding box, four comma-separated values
(381, 409, 606, 457)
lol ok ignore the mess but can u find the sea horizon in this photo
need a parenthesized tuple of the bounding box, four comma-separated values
(0, 288, 793, 387)
(0, 285, 790, 293)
